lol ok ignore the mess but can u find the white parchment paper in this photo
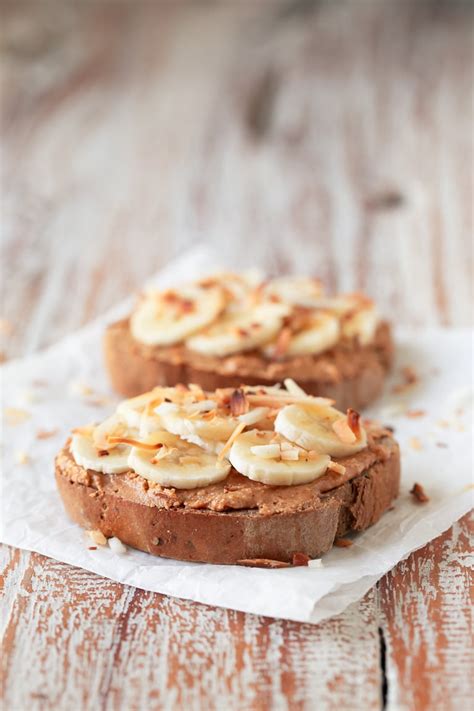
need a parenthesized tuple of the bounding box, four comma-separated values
(1, 246, 472, 623)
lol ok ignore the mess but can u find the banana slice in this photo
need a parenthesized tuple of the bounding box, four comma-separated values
(71, 431, 131, 474)
(275, 403, 367, 457)
(154, 400, 238, 448)
(117, 387, 178, 428)
(264, 276, 324, 308)
(263, 312, 340, 358)
(128, 433, 230, 489)
(341, 305, 378, 345)
(186, 303, 290, 357)
(130, 283, 225, 346)
(229, 430, 330, 486)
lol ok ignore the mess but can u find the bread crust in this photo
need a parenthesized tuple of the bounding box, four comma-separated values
(55, 440, 400, 565)
(103, 319, 393, 411)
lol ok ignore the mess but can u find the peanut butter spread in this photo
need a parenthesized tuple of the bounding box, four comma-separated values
(131, 321, 392, 384)
(57, 427, 396, 516)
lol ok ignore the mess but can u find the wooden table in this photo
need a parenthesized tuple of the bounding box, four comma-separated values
(1, 2, 472, 708)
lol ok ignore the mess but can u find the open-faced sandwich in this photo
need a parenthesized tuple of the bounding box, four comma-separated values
(104, 272, 393, 410)
(56, 380, 400, 565)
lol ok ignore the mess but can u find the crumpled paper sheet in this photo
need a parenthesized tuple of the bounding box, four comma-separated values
(1, 246, 472, 624)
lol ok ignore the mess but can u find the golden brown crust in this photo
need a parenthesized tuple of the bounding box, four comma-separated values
(103, 319, 393, 410)
(55, 434, 400, 564)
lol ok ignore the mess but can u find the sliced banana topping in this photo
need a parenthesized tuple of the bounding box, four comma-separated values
(128, 433, 230, 489)
(129, 273, 381, 355)
(275, 402, 367, 458)
(154, 400, 238, 450)
(263, 311, 340, 358)
(263, 276, 325, 308)
(130, 283, 225, 346)
(71, 430, 131, 474)
(229, 430, 330, 486)
(69, 383, 368, 489)
(117, 387, 178, 428)
(186, 303, 290, 357)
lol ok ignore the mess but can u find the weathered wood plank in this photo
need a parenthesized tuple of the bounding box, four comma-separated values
(1, 547, 383, 710)
(380, 512, 473, 711)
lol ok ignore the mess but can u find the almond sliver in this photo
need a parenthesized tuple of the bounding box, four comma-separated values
(332, 418, 357, 444)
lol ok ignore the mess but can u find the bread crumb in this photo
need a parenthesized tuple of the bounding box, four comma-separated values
(292, 552, 310, 567)
(405, 409, 425, 418)
(15, 451, 30, 465)
(36, 429, 59, 440)
(87, 530, 107, 546)
(4, 408, 31, 425)
(334, 538, 353, 548)
(409, 436, 423, 451)
(410, 483, 429, 503)
(0, 318, 14, 336)
(69, 380, 94, 398)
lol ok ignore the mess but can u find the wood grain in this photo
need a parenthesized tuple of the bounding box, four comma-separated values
(1, 1, 473, 709)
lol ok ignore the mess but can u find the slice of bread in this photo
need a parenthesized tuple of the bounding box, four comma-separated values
(55, 429, 400, 565)
(104, 319, 393, 411)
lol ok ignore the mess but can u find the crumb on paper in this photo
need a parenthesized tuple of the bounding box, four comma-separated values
(405, 409, 426, 419)
(32, 379, 48, 387)
(436, 442, 448, 448)
(410, 483, 429, 503)
(88, 546, 97, 551)
(392, 366, 419, 394)
(237, 558, 290, 569)
(86, 396, 114, 408)
(379, 402, 408, 419)
(0, 318, 14, 336)
(69, 380, 94, 398)
(15, 451, 30, 465)
(292, 552, 310, 567)
(19, 389, 39, 405)
(334, 538, 353, 548)
(4, 407, 31, 425)
(409, 436, 423, 451)
(108, 537, 127, 555)
(36, 429, 59, 440)
(308, 558, 323, 569)
(87, 529, 107, 546)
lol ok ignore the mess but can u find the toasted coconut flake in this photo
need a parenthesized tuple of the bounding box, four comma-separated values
(69, 380, 94, 398)
(410, 483, 429, 503)
(328, 461, 346, 475)
(87, 530, 107, 546)
(230, 389, 249, 417)
(292, 552, 310, 566)
(346, 408, 361, 438)
(409, 436, 423, 451)
(237, 558, 290, 569)
(284, 378, 307, 397)
(250, 443, 281, 459)
(36, 429, 59, 440)
(108, 537, 127, 555)
(188, 399, 218, 414)
(273, 327, 292, 358)
(238, 406, 270, 426)
(218, 422, 246, 460)
(332, 418, 357, 444)
(108, 436, 163, 450)
(15, 450, 30, 465)
(4, 407, 31, 425)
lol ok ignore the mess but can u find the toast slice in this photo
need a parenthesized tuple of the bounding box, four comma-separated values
(55, 427, 400, 565)
(104, 319, 393, 411)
